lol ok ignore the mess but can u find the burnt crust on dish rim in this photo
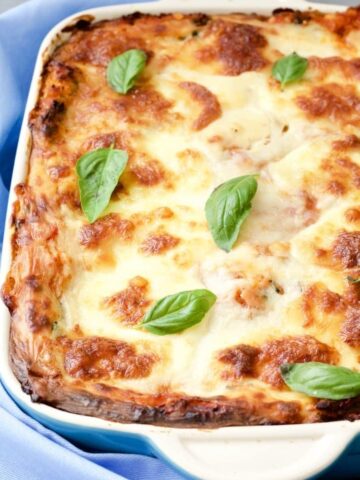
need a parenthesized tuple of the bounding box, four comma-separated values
(9, 329, 360, 426)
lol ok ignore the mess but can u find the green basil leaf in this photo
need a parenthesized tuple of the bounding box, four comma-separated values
(76, 147, 128, 223)
(107, 49, 147, 94)
(272, 52, 308, 88)
(281, 362, 360, 400)
(347, 276, 360, 284)
(141, 289, 217, 335)
(205, 175, 258, 252)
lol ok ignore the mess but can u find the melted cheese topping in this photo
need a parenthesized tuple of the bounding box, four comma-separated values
(8, 10, 360, 411)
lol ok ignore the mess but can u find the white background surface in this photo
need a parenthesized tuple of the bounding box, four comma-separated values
(0, 0, 358, 14)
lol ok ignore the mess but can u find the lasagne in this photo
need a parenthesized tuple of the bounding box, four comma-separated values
(3, 6, 360, 426)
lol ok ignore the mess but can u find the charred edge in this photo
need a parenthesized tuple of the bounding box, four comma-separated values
(116, 12, 211, 27)
(9, 329, 37, 398)
(272, 8, 295, 14)
(19, 372, 360, 426)
(39, 59, 77, 84)
(192, 14, 211, 27)
(25, 275, 42, 291)
(9, 329, 359, 427)
(62, 15, 95, 32)
(25, 303, 51, 332)
(24, 387, 304, 427)
(316, 397, 360, 422)
(121, 11, 174, 25)
(8, 329, 305, 427)
(123, 11, 147, 25)
(42, 101, 65, 136)
(272, 8, 311, 24)
(29, 61, 78, 137)
(1, 288, 15, 314)
(12, 364, 36, 399)
(29, 100, 65, 137)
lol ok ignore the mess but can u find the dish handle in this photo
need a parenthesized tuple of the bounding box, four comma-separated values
(150, 427, 355, 480)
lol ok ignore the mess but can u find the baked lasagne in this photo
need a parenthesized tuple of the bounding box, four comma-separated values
(3, 6, 360, 426)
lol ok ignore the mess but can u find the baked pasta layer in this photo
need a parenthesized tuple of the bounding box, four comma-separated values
(3, 7, 360, 427)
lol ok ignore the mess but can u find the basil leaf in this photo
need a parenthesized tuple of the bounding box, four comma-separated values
(281, 362, 360, 400)
(76, 147, 128, 223)
(205, 175, 258, 252)
(272, 53, 308, 88)
(107, 49, 147, 94)
(347, 276, 360, 284)
(141, 289, 217, 335)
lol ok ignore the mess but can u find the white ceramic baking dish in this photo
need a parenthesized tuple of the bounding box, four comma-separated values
(1, 1, 359, 479)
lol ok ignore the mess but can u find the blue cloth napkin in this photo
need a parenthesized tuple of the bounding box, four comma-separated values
(0, 382, 183, 480)
(0, 1, 183, 479)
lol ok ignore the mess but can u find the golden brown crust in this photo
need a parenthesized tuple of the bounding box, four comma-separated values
(270, 6, 360, 36)
(4, 8, 360, 428)
(218, 344, 260, 379)
(258, 336, 338, 388)
(345, 207, 360, 224)
(332, 135, 360, 151)
(332, 231, 360, 269)
(341, 307, 360, 348)
(179, 81, 221, 130)
(60, 336, 158, 380)
(79, 213, 135, 248)
(217, 335, 338, 389)
(309, 57, 360, 81)
(81, 131, 130, 152)
(196, 20, 268, 75)
(29, 61, 80, 138)
(140, 233, 180, 255)
(130, 158, 166, 186)
(112, 87, 173, 125)
(10, 329, 360, 426)
(2, 184, 68, 333)
(9, 329, 305, 427)
(314, 6, 360, 37)
(104, 276, 151, 325)
(301, 284, 344, 328)
(296, 84, 360, 126)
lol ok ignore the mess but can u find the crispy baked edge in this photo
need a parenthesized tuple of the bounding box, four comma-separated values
(9, 326, 360, 427)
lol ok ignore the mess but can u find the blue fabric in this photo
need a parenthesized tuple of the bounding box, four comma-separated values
(0, 1, 183, 479)
(0, 382, 182, 480)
